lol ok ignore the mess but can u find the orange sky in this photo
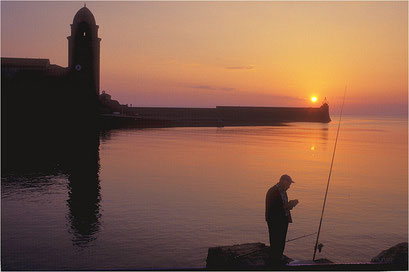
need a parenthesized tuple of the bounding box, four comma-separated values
(1, 1, 408, 115)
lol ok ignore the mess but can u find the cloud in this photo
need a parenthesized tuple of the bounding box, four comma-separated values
(220, 87, 235, 91)
(225, 66, 254, 70)
(192, 85, 214, 90)
(189, 85, 235, 92)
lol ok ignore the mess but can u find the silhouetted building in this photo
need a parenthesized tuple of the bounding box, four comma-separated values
(100, 91, 111, 102)
(2, 6, 102, 173)
(68, 5, 101, 95)
(2, 58, 68, 77)
(2, 5, 100, 94)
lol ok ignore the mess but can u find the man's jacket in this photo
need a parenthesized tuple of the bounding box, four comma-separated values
(265, 185, 292, 223)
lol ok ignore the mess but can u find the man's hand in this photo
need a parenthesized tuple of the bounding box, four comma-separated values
(288, 199, 299, 209)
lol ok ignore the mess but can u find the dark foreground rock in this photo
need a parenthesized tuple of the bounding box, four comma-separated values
(206, 242, 407, 270)
(371, 242, 408, 265)
(206, 242, 295, 269)
(206, 243, 291, 269)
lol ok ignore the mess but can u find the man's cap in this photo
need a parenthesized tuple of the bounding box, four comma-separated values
(280, 174, 295, 183)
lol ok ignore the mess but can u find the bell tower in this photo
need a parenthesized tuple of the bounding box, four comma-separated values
(67, 5, 101, 95)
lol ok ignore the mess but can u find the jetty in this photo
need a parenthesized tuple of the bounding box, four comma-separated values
(99, 103, 331, 129)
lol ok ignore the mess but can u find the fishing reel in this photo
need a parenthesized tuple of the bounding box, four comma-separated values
(317, 243, 324, 253)
(314, 243, 324, 253)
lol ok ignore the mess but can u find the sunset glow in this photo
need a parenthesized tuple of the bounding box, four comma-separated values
(1, 1, 407, 115)
(1, 2, 408, 269)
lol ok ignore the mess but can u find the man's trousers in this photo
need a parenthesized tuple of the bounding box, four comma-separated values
(267, 220, 289, 264)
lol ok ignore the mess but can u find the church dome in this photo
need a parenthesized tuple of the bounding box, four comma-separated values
(73, 6, 96, 25)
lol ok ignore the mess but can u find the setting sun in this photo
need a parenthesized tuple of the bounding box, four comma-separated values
(311, 97, 318, 103)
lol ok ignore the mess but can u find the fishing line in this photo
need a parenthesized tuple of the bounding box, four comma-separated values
(286, 232, 317, 243)
(312, 87, 347, 261)
(233, 232, 320, 260)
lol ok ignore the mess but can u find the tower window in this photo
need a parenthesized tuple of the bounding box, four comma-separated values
(83, 32, 86, 37)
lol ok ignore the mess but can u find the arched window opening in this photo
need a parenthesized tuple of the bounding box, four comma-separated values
(77, 22, 91, 39)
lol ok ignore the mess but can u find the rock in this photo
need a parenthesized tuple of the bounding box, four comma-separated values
(314, 258, 333, 263)
(289, 260, 316, 265)
(371, 242, 408, 264)
(289, 258, 333, 265)
(206, 242, 408, 269)
(206, 242, 293, 269)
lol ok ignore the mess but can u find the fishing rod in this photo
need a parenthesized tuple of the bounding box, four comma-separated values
(312, 87, 347, 261)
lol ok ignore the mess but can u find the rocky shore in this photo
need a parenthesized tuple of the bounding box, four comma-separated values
(206, 242, 408, 270)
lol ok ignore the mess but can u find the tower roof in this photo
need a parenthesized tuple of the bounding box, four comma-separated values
(73, 6, 96, 25)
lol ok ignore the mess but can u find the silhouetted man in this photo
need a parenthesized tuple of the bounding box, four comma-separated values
(265, 174, 299, 265)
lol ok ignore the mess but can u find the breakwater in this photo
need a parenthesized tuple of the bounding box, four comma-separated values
(101, 103, 331, 128)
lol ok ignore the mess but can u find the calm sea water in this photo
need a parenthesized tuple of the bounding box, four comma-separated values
(2, 115, 407, 270)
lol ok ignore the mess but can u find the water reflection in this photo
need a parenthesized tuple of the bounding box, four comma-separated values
(320, 126, 329, 141)
(66, 131, 102, 247)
